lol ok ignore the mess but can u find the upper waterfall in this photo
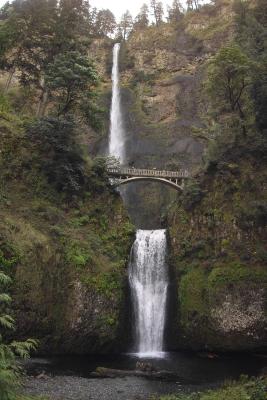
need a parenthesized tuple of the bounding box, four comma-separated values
(129, 229, 168, 357)
(109, 43, 125, 163)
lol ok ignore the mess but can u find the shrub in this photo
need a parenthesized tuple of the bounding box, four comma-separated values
(236, 200, 267, 229)
(27, 117, 85, 196)
(181, 179, 204, 210)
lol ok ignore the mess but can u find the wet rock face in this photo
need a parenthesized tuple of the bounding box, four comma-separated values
(61, 280, 129, 354)
(211, 288, 266, 335)
(176, 279, 267, 352)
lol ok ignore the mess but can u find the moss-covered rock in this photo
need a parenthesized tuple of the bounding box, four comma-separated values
(168, 152, 267, 351)
(177, 263, 267, 351)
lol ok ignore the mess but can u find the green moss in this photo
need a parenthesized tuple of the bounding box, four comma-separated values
(178, 262, 267, 340)
(179, 268, 208, 326)
(207, 263, 267, 289)
(82, 266, 124, 299)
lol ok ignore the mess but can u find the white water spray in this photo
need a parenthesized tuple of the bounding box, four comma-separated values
(109, 43, 125, 163)
(129, 229, 168, 357)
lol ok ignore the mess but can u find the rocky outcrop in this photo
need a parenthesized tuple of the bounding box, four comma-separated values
(167, 153, 267, 351)
(173, 265, 267, 351)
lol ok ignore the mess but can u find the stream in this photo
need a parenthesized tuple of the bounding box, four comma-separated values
(23, 352, 266, 400)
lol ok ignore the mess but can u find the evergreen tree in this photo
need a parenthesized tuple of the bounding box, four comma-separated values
(94, 9, 116, 36)
(167, 0, 183, 24)
(119, 10, 133, 40)
(134, 3, 149, 30)
(150, 0, 164, 26)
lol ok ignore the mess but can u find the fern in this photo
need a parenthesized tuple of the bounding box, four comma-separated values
(0, 315, 15, 330)
(0, 259, 38, 399)
(10, 340, 38, 359)
(0, 294, 11, 303)
(0, 273, 11, 286)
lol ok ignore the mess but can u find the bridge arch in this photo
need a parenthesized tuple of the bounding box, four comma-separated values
(113, 176, 184, 191)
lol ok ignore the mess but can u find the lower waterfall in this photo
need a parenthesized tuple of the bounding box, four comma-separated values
(129, 229, 168, 357)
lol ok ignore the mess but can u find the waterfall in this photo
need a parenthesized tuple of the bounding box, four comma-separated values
(109, 44, 169, 358)
(129, 229, 168, 357)
(109, 43, 125, 163)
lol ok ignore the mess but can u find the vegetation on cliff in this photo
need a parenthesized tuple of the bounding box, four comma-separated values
(0, 0, 266, 398)
(166, 0, 267, 350)
(160, 376, 267, 400)
(0, 0, 134, 397)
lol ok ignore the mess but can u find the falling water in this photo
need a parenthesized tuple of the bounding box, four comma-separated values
(109, 43, 125, 163)
(129, 229, 168, 357)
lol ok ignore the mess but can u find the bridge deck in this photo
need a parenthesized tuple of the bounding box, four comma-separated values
(107, 167, 190, 179)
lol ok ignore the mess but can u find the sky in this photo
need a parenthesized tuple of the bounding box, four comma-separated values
(90, 0, 181, 21)
(0, 0, 190, 22)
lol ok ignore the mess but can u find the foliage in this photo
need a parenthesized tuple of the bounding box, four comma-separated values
(207, 45, 252, 119)
(178, 263, 267, 333)
(0, 250, 37, 400)
(93, 9, 116, 37)
(201, 0, 267, 171)
(133, 4, 149, 30)
(234, 0, 267, 133)
(46, 51, 99, 116)
(180, 179, 204, 210)
(167, 0, 184, 25)
(150, 0, 164, 26)
(0, 0, 96, 116)
(27, 116, 86, 196)
(159, 376, 267, 400)
(236, 200, 267, 230)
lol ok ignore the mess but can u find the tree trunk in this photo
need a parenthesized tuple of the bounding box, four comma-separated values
(4, 68, 15, 93)
(36, 88, 49, 118)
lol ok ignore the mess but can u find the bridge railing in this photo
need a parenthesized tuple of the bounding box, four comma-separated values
(107, 167, 190, 179)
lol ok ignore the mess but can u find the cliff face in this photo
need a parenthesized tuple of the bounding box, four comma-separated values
(111, 0, 266, 351)
(167, 154, 267, 351)
(91, 1, 235, 228)
(0, 109, 134, 354)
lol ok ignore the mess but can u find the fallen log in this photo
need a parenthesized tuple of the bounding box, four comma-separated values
(90, 367, 181, 381)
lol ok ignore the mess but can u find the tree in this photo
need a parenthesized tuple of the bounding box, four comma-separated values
(167, 0, 183, 24)
(207, 45, 252, 125)
(186, 0, 200, 10)
(0, 1, 12, 21)
(134, 3, 149, 30)
(0, 0, 59, 105)
(56, 0, 91, 47)
(119, 10, 133, 40)
(27, 117, 86, 195)
(234, 0, 267, 133)
(46, 51, 99, 116)
(150, 0, 164, 26)
(94, 9, 116, 36)
(0, 0, 57, 93)
(0, 0, 94, 115)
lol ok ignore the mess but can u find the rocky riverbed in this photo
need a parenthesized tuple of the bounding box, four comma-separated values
(23, 375, 198, 400)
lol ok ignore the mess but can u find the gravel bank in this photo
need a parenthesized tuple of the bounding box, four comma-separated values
(23, 375, 192, 400)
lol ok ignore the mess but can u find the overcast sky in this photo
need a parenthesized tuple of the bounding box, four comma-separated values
(90, 0, 184, 21)
(0, 0, 192, 22)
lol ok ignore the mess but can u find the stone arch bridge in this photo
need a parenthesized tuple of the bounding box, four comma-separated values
(107, 166, 190, 191)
